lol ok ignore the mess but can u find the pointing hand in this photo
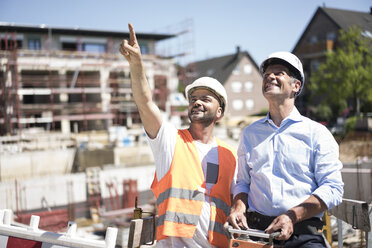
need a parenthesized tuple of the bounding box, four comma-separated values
(119, 23, 142, 64)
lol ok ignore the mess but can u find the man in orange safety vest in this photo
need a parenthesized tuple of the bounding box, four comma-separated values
(120, 23, 237, 248)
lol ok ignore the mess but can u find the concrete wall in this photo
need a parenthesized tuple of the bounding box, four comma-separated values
(99, 165, 155, 198)
(0, 148, 76, 181)
(342, 160, 372, 203)
(0, 173, 86, 211)
(76, 145, 154, 171)
(0, 165, 155, 212)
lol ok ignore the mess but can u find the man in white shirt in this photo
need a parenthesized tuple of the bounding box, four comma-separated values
(227, 52, 343, 247)
(120, 23, 237, 248)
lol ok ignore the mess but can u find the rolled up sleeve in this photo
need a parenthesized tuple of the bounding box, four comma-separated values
(312, 129, 344, 209)
(232, 135, 252, 198)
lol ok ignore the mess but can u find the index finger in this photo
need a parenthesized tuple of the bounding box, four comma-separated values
(128, 23, 138, 46)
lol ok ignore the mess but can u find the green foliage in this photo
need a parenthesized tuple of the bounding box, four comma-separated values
(312, 104, 333, 121)
(178, 81, 185, 93)
(310, 26, 372, 117)
(345, 116, 357, 133)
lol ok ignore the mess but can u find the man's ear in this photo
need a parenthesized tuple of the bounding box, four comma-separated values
(216, 107, 224, 121)
(293, 79, 301, 95)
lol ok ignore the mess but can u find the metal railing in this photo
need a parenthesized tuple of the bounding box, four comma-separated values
(0, 209, 118, 248)
(329, 198, 372, 247)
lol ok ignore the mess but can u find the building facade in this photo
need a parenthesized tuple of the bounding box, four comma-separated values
(186, 47, 268, 120)
(292, 7, 372, 116)
(0, 23, 179, 135)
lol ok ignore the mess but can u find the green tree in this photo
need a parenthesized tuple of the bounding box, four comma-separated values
(310, 26, 372, 117)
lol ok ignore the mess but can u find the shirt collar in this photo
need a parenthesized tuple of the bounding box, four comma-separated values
(262, 107, 303, 124)
(285, 107, 303, 123)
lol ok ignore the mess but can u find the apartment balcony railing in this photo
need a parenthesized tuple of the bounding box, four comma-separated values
(0, 49, 157, 61)
(296, 40, 335, 55)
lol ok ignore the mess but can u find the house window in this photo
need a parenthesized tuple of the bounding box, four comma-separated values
(1, 39, 22, 50)
(84, 43, 106, 53)
(232, 65, 240, 75)
(232, 100, 243, 110)
(326, 32, 336, 41)
(245, 81, 253, 92)
(231, 81, 242, 92)
(139, 43, 149, 54)
(310, 36, 318, 43)
(62, 42, 78, 51)
(362, 30, 372, 38)
(28, 38, 41, 50)
(244, 64, 252, 74)
(310, 59, 320, 72)
(245, 99, 254, 110)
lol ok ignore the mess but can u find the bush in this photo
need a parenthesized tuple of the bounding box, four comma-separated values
(345, 116, 357, 133)
(313, 104, 333, 123)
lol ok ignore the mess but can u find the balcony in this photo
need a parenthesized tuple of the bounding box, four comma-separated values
(296, 40, 334, 55)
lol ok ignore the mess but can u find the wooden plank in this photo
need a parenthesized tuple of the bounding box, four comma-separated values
(127, 217, 155, 248)
(329, 198, 371, 232)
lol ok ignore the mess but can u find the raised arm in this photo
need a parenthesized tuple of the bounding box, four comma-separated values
(119, 23, 162, 138)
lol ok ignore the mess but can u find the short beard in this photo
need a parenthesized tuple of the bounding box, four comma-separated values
(188, 108, 217, 126)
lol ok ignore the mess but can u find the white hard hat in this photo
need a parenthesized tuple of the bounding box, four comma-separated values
(259, 51, 305, 95)
(185, 77, 228, 112)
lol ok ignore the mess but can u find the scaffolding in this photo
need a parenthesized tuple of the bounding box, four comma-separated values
(0, 22, 191, 136)
(1, 33, 21, 134)
(153, 19, 196, 118)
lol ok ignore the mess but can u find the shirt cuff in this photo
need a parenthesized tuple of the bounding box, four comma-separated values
(232, 182, 250, 199)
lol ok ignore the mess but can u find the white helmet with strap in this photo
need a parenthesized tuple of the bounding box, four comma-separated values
(185, 77, 228, 112)
(260, 51, 305, 95)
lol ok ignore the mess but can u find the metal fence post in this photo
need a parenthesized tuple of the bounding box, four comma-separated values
(338, 219, 343, 248)
(367, 204, 372, 248)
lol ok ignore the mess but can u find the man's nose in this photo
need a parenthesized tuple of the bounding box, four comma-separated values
(266, 72, 276, 79)
(192, 99, 202, 106)
(264, 72, 276, 82)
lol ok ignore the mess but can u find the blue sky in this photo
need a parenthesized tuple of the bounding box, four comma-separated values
(0, 0, 371, 65)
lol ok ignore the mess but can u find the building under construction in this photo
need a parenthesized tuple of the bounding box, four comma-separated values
(0, 22, 192, 240)
(0, 22, 186, 136)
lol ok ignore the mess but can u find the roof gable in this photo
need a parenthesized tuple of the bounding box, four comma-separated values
(292, 7, 372, 53)
(187, 50, 258, 84)
(321, 7, 372, 33)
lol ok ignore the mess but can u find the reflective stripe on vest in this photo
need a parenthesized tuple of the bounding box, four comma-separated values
(157, 211, 200, 226)
(156, 189, 231, 225)
(209, 220, 228, 237)
(156, 188, 204, 206)
(210, 196, 230, 217)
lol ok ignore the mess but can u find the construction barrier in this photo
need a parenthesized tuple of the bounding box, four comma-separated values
(0, 209, 118, 248)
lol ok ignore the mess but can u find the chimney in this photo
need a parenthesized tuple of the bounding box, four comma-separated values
(236, 45, 241, 54)
(370, 7, 372, 15)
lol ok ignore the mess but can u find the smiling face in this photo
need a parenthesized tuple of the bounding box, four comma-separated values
(262, 64, 301, 101)
(187, 88, 223, 125)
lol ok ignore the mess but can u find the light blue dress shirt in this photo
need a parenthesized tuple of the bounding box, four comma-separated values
(233, 107, 344, 217)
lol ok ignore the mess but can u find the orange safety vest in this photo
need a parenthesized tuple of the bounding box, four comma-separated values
(151, 129, 236, 248)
